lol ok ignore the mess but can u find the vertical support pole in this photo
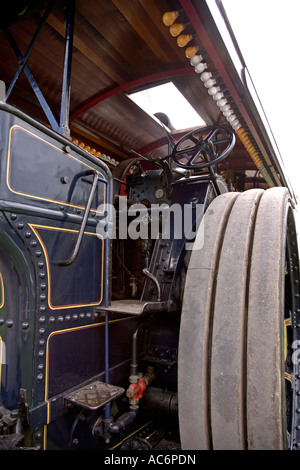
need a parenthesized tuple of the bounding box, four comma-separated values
(104, 178, 111, 422)
(59, 0, 75, 138)
(104, 312, 111, 421)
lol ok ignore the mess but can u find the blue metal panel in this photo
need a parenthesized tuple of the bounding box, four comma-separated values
(0, 103, 112, 412)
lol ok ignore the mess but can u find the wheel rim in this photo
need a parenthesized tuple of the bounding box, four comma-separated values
(178, 188, 300, 450)
(283, 207, 300, 448)
(246, 189, 299, 450)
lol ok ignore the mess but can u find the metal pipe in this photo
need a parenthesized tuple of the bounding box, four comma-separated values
(59, 170, 99, 266)
(130, 328, 139, 377)
(142, 268, 161, 301)
(95, 410, 138, 440)
(143, 387, 178, 418)
(60, 0, 75, 137)
(109, 410, 137, 434)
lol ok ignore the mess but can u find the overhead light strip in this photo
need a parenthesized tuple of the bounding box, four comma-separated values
(162, 8, 280, 188)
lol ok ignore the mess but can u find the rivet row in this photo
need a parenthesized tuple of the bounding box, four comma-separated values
(38, 311, 95, 325)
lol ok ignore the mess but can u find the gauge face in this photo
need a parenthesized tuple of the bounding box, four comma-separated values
(154, 188, 164, 199)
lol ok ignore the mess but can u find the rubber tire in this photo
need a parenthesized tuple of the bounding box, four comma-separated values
(178, 190, 240, 450)
(246, 187, 291, 449)
(178, 187, 296, 450)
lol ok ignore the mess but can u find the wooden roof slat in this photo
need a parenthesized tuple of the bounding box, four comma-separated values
(76, 0, 162, 73)
(110, 0, 175, 63)
(47, 12, 125, 85)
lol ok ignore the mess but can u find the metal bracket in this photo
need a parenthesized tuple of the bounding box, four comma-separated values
(4, 0, 75, 137)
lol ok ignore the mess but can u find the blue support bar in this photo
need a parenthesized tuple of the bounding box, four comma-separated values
(4, 28, 60, 133)
(104, 312, 111, 420)
(59, 0, 75, 138)
(5, 1, 54, 101)
(24, 67, 60, 133)
(4, 0, 76, 137)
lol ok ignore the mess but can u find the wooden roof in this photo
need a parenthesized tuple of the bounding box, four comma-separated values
(0, 0, 290, 190)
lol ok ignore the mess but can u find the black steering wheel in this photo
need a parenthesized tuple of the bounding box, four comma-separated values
(172, 125, 235, 170)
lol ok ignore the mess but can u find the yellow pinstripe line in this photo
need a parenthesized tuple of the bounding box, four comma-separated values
(7, 125, 106, 213)
(0, 273, 4, 309)
(43, 316, 134, 449)
(29, 224, 104, 310)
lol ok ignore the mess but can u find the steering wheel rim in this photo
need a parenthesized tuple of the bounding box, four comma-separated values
(172, 125, 235, 170)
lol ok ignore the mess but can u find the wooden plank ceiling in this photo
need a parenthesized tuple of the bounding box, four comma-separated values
(0, 0, 259, 181)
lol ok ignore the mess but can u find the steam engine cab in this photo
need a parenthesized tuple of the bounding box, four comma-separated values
(0, 98, 231, 449)
(0, 0, 299, 452)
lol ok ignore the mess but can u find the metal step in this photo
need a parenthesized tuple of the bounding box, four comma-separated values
(95, 299, 168, 316)
(65, 380, 124, 410)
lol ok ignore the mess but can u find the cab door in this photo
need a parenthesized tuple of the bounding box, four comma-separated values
(0, 103, 111, 417)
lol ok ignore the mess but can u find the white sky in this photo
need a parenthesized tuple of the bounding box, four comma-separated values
(129, 82, 205, 129)
(221, 0, 300, 231)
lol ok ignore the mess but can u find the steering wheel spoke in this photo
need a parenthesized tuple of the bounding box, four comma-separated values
(176, 145, 197, 155)
(189, 133, 201, 144)
(172, 125, 235, 170)
(188, 149, 206, 165)
(206, 128, 219, 140)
